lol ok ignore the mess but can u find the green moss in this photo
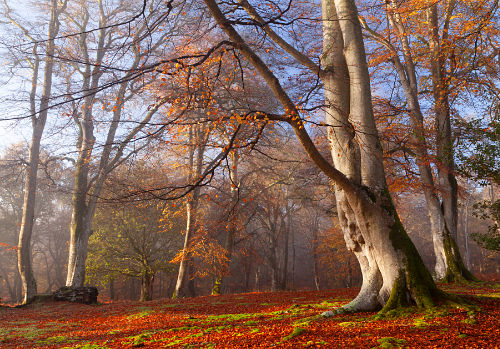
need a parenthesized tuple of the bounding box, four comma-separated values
(211, 278, 222, 295)
(412, 317, 429, 329)
(282, 327, 306, 341)
(338, 321, 359, 328)
(304, 340, 328, 346)
(380, 188, 444, 312)
(123, 331, 155, 346)
(376, 337, 406, 348)
(441, 230, 478, 283)
(476, 292, 500, 298)
(126, 307, 153, 319)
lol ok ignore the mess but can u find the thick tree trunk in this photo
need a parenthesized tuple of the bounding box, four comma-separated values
(269, 235, 280, 292)
(65, 8, 97, 287)
(204, 0, 449, 313)
(211, 226, 234, 295)
(66, 155, 94, 287)
(140, 273, 154, 301)
(321, 0, 442, 313)
(361, 1, 474, 282)
(109, 279, 115, 301)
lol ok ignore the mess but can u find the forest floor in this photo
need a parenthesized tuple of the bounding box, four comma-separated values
(0, 283, 498, 348)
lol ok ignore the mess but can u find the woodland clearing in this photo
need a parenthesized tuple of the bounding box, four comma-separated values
(0, 283, 498, 348)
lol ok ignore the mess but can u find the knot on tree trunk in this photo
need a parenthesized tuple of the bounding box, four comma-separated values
(53, 286, 98, 304)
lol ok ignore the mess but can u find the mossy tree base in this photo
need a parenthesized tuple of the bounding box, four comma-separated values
(440, 233, 478, 284)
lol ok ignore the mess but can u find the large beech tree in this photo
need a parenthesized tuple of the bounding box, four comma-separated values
(360, 0, 477, 282)
(201, 0, 450, 312)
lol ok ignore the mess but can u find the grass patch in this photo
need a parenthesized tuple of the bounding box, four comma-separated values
(376, 337, 406, 348)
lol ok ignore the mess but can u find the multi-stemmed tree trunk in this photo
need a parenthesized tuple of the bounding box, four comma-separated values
(65, 0, 167, 287)
(4, 0, 67, 303)
(173, 123, 209, 298)
(204, 0, 448, 312)
(361, 0, 473, 282)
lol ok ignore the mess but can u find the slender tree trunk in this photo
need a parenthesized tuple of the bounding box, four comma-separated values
(254, 266, 260, 291)
(464, 196, 471, 270)
(173, 197, 196, 299)
(426, 4, 474, 282)
(269, 233, 279, 292)
(311, 218, 320, 291)
(280, 215, 289, 290)
(212, 150, 239, 295)
(15, 0, 65, 304)
(18, 128, 41, 304)
(173, 124, 207, 298)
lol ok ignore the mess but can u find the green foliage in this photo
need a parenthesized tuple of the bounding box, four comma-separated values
(471, 199, 500, 252)
(456, 107, 499, 185)
(86, 194, 183, 290)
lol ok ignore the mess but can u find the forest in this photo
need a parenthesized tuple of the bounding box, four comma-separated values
(0, 0, 498, 347)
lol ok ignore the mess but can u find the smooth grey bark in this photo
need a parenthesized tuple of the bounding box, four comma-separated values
(427, 3, 459, 242)
(5, 0, 67, 304)
(203, 0, 444, 313)
(361, 0, 473, 282)
(426, 3, 474, 282)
